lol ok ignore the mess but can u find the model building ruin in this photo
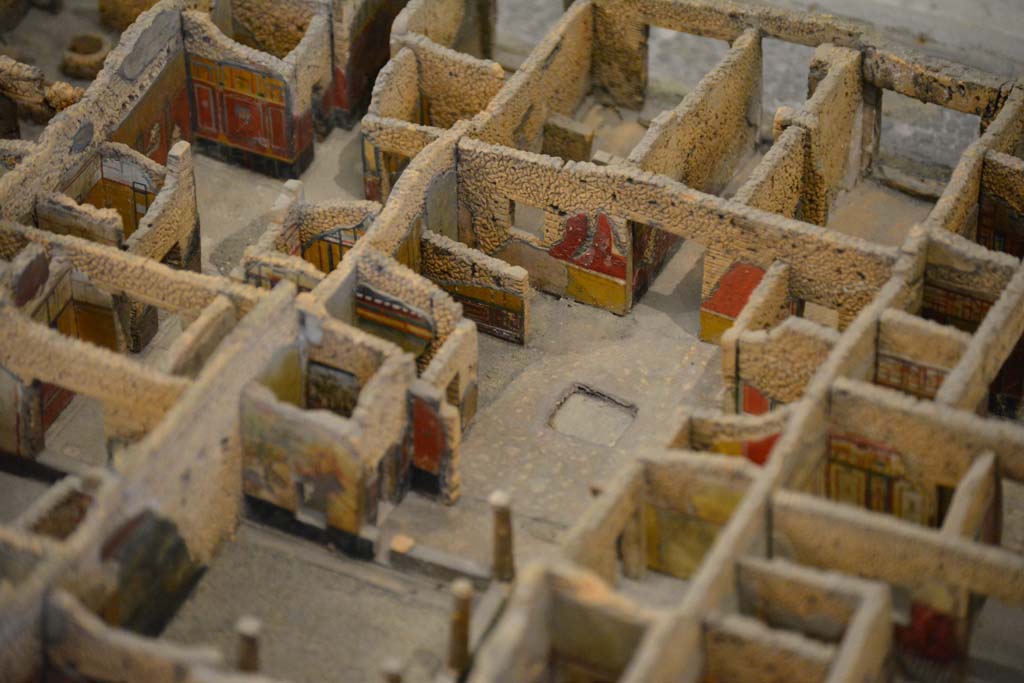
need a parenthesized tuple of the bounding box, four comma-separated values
(0, 0, 1022, 681)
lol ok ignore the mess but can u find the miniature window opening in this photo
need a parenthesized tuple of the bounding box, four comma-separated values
(986, 328, 1024, 421)
(760, 37, 817, 142)
(510, 200, 546, 241)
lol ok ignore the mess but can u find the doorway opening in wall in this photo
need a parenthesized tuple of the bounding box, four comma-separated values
(647, 27, 729, 103)
(986, 331, 1024, 423)
(711, 36, 820, 200)
(876, 90, 980, 192)
(760, 37, 817, 142)
(631, 222, 705, 334)
(617, 558, 690, 609)
(492, 0, 564, 72)
(797, 300, 840, 329)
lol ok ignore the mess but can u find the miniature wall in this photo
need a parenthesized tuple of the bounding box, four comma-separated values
(224, 0, 316, 58)
(293, 198, 379, 272)
(354, 123, 530, 358)
(628, 29, 761, 193)
(105, 24, 191, 166)
(920, 229, 1015, 333)
(782, 45, 862, 227)
(361, 38, 503, 202)
(824, 378, 998, 528)
(715, 259, 840, 413)
(421, 231, 529, 344)
(240, 315, 414, 538)
(125, 141, 201, 271)
(158, 295, 238, 378)
(313, 243, 478, 503)
(934, 263, 1024, 418)
(474, 1, 592, 151)
(361, 49, 435, 203)
(352, 246, 459, 370)
(873, 309, 971, 400)
(977, 150, 1024, 259)
(181, 7, 331, 177)
(242, 182, 380, 290)
(735, 319, 838, 412)
(458, 136, 899, 323)
(733, 125, 807, 220)
(413, 318, 476, 501)
(678, 408, 793, 466)
(0, 260, 193, 459)
(31, 140, 199, 352)
(56, 142, 164, 242)
(408, 35, 503, 129)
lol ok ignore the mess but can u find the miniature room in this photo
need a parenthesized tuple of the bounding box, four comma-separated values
(239, 313, 414, 546)
(241, 182, 381, 290)
(469, 561, 662, 683)
(563, 453, 756, 607)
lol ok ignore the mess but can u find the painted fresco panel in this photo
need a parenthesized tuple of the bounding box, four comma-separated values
(632, 221, 680, 301)
(977, 192, 1024, 259)
(224, 93, 265, 147)
(354, 284, 433, 357)
(442, 283, 525, 345)
(111, 50, 191, 164)
(192, 82, 218, 134)
(741, 383, 771, 415)
(411, 393, 445, 476)
(73, 301, 118, 351)
(921, 283, 992, 332)
(187, 55, 304, 169)
(306, 362, 360, 417)
(549, 213, 628, 280)
(875, 354, 947, 399)
(644, 485, 742, 579)
(241, 390, 368, 535)
(827, 433, 931, 525)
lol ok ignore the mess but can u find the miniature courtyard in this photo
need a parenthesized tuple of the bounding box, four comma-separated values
(1, 1, 1024, 683)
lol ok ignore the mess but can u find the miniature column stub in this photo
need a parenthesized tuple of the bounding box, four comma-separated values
(447, 578, 473, 675)
(236, 615, 262, 672)
(381, 657, 403, 682)
(489, 490, 515, 582)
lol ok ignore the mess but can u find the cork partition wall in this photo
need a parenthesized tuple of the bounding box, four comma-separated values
(0, 0, 1023, 682)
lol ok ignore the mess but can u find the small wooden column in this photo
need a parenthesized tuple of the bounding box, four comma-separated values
(447, 579, 474, 675)
(380, 657, 404, 682)
(489, 490, 515, 582)
(236, 615, 262, 672)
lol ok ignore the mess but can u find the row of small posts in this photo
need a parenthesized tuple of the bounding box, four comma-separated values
(230, 490, 517, 681)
